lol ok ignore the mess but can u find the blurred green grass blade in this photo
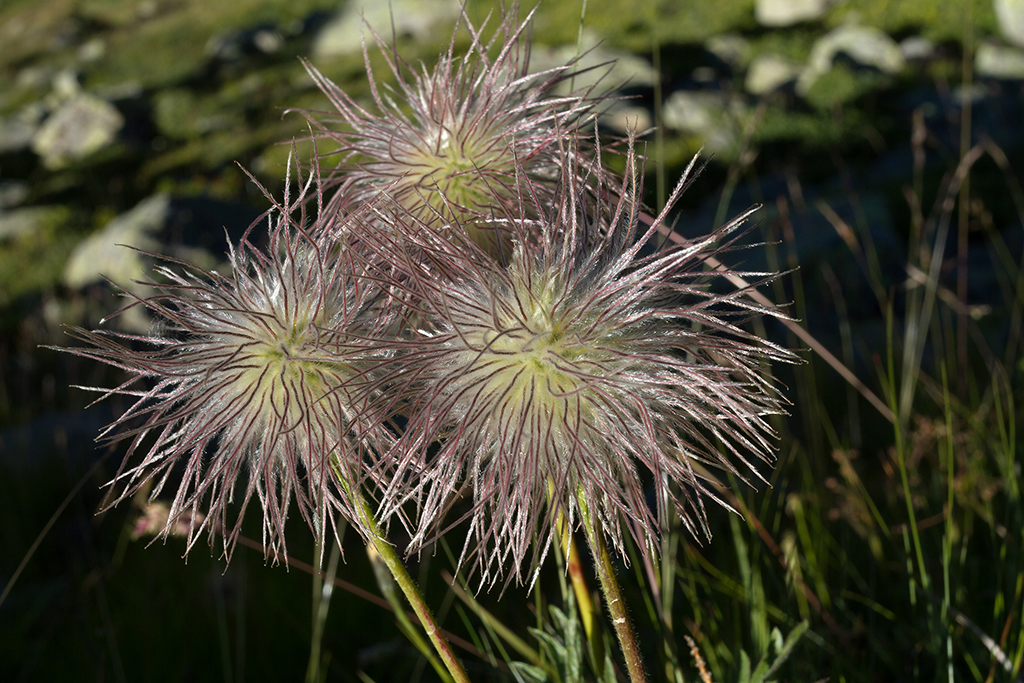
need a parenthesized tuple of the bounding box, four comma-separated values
(941, 364, 954, 683)
(442, 569, 548, 673)
(760, 621, 809, 681)
(366, 543, 453, 683)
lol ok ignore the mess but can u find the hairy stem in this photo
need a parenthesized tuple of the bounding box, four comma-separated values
(578, 491, 648, 683)
(558, 507, 608, 674)
(366, 543, 453, 683)
(358, 498, 469, 683)
(341, 476, 470, 683)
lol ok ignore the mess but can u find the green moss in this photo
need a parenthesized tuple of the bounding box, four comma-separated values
(752, 106, 864, 147)
(152, 89, 200, 140)
(826, 0, 997, 44)
(803, 63, 886, 110)
(84, 0, 341, 90)
(142, 138, 229, 179)
(745, 30, 820, 64)
(152, 88, 247, 140)
(0, 0, 75, 71)
(0, 78, 41, 116)
(0, 206, 75, 302)
(660, 134, 709, 169)
(524, 0, 757, 51)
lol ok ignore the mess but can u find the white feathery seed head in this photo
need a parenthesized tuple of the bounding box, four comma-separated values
(300, 1, 600, 259)
(61, 156, 394, 563)
(370, 133, 796, 586)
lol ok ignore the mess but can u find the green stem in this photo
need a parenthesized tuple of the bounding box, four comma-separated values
(366, 542, 453, 683)
(307, 537, 340, 683)
(442, 570, 549, 674)
(559, 509, 609, 676)
(561, 523, 598, 644)
(578, 491, 648, 683)
(353, 492, 471, 683)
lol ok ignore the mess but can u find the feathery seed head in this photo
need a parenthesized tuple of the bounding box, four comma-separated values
(301, 2, 597, 258)
(61, 158, 392, 563)
(377, 135, 796, 585)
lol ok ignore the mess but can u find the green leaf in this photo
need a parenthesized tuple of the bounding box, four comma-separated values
(509, 662, 551, 683)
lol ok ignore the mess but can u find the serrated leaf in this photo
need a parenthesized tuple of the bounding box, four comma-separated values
(510, 661, 551, 683)
(761, 621, 809, 680)
(532, 629, 568, 663)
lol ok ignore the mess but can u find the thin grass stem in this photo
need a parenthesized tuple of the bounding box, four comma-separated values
(957, 0, 974, 397)
(0, 452, 111, 610)
(441, 570, 550, 674)
(307, 537, 341, 683)
(886, 307, 932, 599)
(941, 364, 954, 683)
(649, 217, 895, 422)
(569, 0, 589, 94)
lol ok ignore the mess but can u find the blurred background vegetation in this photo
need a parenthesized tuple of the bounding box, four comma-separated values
(1, 0, 1021, 681)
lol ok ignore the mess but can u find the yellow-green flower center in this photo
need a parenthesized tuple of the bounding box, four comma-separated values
(228, 317, 350, 431)
(453, 275, 617, 434)
(399, 125, 517, 256)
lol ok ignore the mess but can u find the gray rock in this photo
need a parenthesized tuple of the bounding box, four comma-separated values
(798, 25, 904, 94)
(63, 194, 261, 328)
(311, 0, 461, 58)
(63, 194, 173, 292)
(63, 194, 175, 331)
(745, 53, 801, 95)
(531, 32, 659, 96)
(207, 25, 285, 61)
(691, 66, 718, 84)
(16, 65, 54, 90)
(0, 207, 55, 241)
(899, 36, 935, 62)
(0, 108, 41, 154)
(253, 29, 284, 54)
(137, 0, 158, 20)
(661, 90, 742, 151)
(0, 181, 29, 209)
(755, 0, 830, 26)
(597, 102, 652, 135)
(976, 41, 1024, 79)
(662, 91, 717, 134)
(77, 37, 106, 62)
(995, 0, 1024, 49)
(52, 68, 81, 99)
(31, 94, 124, 169)
(705, 34, 751, 70)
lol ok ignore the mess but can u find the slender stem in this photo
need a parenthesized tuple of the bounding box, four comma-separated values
(442, 570, 549, 673)
(366, 544, 453, 683)
(956, 0, 973, 398)
(307, 537, 340, 683)
(561, 524, 597, 643)
(559, 510, 608, 674)
(353, 492, 471, 683)
(306, 536, 323, 683)
(578, 492, 648, 683)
